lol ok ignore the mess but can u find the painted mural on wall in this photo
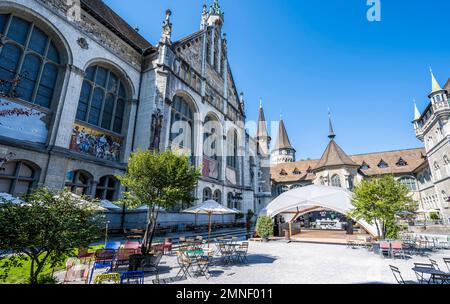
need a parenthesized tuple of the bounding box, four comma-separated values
(0, 98, 49, 143)
(70, 123, 122, 162)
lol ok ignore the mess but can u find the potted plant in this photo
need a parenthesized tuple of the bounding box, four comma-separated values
(256, 216, 274, 242)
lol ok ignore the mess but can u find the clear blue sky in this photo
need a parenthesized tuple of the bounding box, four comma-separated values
(105, 0, 450, 160)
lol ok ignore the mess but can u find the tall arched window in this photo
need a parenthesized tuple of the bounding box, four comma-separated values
(443, 155, 450, 176)
(203, 187, 212, 202)
(277, 185, 289, 196)
(170, 95, 194, 154)
(213, 189, 222, 204)
(434, 162, 441, 181)
(65, 170, 92, 196)
(227, 130, 238, 169)
(331, 175, 341, 188)
(95, 175, 119, 201)
(0, 14, 61, 108)
(75, 65, 127, 134)
(227, 192, 233, 209)
(0, 160, 39, 196)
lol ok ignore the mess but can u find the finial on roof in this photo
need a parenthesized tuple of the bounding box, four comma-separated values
(430, 67, 443, 93)
(328, 109, 336, 140)
(160, 9, 172, 45)
(259, 97, 263, 109)
(209, 0, 224, 20)
(413, 98, 421, 121)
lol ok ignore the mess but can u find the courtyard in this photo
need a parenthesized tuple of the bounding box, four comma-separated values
(57, 240, 450, 285)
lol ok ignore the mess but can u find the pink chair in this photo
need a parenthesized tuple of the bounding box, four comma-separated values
(124, 241, 141, 251)
(380, 241, 391, 258)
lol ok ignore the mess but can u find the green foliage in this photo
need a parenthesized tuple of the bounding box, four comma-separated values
(348, 175, 417, 239)
(0, 188, 103, 284)
(118, 149, 200, 252)
(256, 216, 274, 239)
(429, 212, 440, 221)
(246, 209, 255, 226)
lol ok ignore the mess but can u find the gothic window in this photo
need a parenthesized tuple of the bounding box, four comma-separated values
(360, 162, 370, 170)
(227, 192, 233, 209)
(331, 175, 342, 187)
(213, 189, 222, 204)
(227, 130, 238, 169)
(434, 162, 441, 180)
(378, 160, 389, 169)
(444, 155, 450, 175)
(293, 168, 301, 175)
(203, 187, 212, 202)
(95, 175, 119, 201)
(76, 65, 127, 134)
(169, 95, 194, 153)
(396, 158, 408, 167)
(0, 160, 39, 197)
(0, 14, 61, 108)
(399, 176, 417, 191)
(65, 170, 92, 196)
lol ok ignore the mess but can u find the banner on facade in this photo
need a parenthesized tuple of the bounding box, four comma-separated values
(70, 123, 122, 162)
(0, 99, 49, 143)
(202, 156, 219, 179)
(226, 167, 237, 185)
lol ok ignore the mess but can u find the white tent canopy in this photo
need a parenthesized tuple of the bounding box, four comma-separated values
(260, 185, 378, 237)
(100, 200, 122, 211)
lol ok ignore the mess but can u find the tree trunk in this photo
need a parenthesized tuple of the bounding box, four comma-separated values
(29, 258, 37, 285)
(374, 218, 381, 239)
(141, 206, 160, 255)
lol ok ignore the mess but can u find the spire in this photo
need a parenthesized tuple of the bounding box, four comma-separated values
(160, 9, 172, 45)
(210, 0, 223, 18)
(413, 99, 421, 121)
(257, 99, 268, 139)
(430, 67, 443, 93)
(328, 110, 336, 140)
(273, 119, 295, 151)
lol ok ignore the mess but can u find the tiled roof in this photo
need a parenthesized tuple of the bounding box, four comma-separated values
(314, 140, 358, 171)
(81, 0, 152, 52)
(271, 148, 427, 183)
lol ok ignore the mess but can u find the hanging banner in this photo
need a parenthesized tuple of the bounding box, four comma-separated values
(70, 123, 122, 162)
(0, 99, 49, 143)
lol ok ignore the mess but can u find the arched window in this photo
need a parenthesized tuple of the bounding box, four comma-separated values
(0, 160, 39, 197)
(277, 185, 289, 196)
(65, 170, 92, 196)
(75, 65, 127, 134)
(0, 14, 61, 108)
(331, 175, 341, 187)
(227, 192, 233, 209)
(443, 155, 450, 175)
(399, 176, 417, 191)
(203, 115, 221, 160)
(213, 189, 222, 204)
(203, 187, 212, 202)
(170, 95, 194, 154)
(95, 176, 119, 201)
(227, 130, 238, 169)
(434, 162, 441, 180)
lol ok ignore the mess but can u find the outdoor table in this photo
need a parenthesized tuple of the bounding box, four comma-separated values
(185, 250, 204, 258)
(412, 267, 449, 284)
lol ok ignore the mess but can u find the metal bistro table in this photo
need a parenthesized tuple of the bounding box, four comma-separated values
(412, 267, 450, 284)
(184, 250, 206, 277)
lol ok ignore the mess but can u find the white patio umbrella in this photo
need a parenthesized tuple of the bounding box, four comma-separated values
(182, 200, 239, 247)
(100, 200, 122, 211)
(54, 192, 108, 212)
(0, 192, 24, 205)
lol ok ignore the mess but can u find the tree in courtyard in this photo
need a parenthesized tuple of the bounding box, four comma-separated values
(0, 188, 103, 284)
(348, 175, 417, 239)
(118, 150, 200, 254)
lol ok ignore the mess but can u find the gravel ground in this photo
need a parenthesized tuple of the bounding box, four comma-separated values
(57, 241, 450, 284)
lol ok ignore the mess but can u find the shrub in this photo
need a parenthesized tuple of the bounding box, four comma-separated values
(256, 216, 274, 239)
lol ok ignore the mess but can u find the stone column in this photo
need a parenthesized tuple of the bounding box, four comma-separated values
(52, 64, 85, 149)
(122, 99, 138, 161)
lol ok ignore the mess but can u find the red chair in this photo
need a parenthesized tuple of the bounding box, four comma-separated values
(391, 242, 405, 259)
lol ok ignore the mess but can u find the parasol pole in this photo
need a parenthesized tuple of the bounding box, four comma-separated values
(208, 212, 212, 248)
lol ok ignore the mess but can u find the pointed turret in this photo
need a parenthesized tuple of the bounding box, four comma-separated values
(430, 67, 443, 94)
(271, 114, 296, 164)
(413, 99, 421, 121)
(256, 99, 271, 156)
(200, 4, 208, 30)
(207, 0, 224, 26)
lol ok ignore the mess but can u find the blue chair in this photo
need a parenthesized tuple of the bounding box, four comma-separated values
(120, 271, 145, 284)
(89, 260, 113, 284)
(88, 249, 116, 284)
(105, 242, 122, 251)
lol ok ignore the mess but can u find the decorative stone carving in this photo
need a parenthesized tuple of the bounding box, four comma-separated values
(77, 37, 89, 49)
(150, 109, 164, 151)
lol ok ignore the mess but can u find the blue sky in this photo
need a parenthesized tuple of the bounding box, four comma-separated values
(105, 0, 450, 160)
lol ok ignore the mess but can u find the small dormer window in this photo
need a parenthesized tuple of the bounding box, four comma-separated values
(293, 168, 301, 175)
(280, 169, 288, 176)
(396, 158, 408, 167)
(306, 166, 313, 174)
(360, 162, 370, 170)
(378, 160, 389, 169)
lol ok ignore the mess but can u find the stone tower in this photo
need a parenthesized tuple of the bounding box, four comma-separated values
(271, 117, 296, 164)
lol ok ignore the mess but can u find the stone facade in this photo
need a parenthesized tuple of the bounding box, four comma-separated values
(0, 0, 269, 224)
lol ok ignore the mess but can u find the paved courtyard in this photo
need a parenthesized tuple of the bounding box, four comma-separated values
(140, 241, 449, 284)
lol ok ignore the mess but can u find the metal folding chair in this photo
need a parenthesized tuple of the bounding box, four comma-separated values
(120, 271, 145, 284)
(389, 265, 417, 284)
